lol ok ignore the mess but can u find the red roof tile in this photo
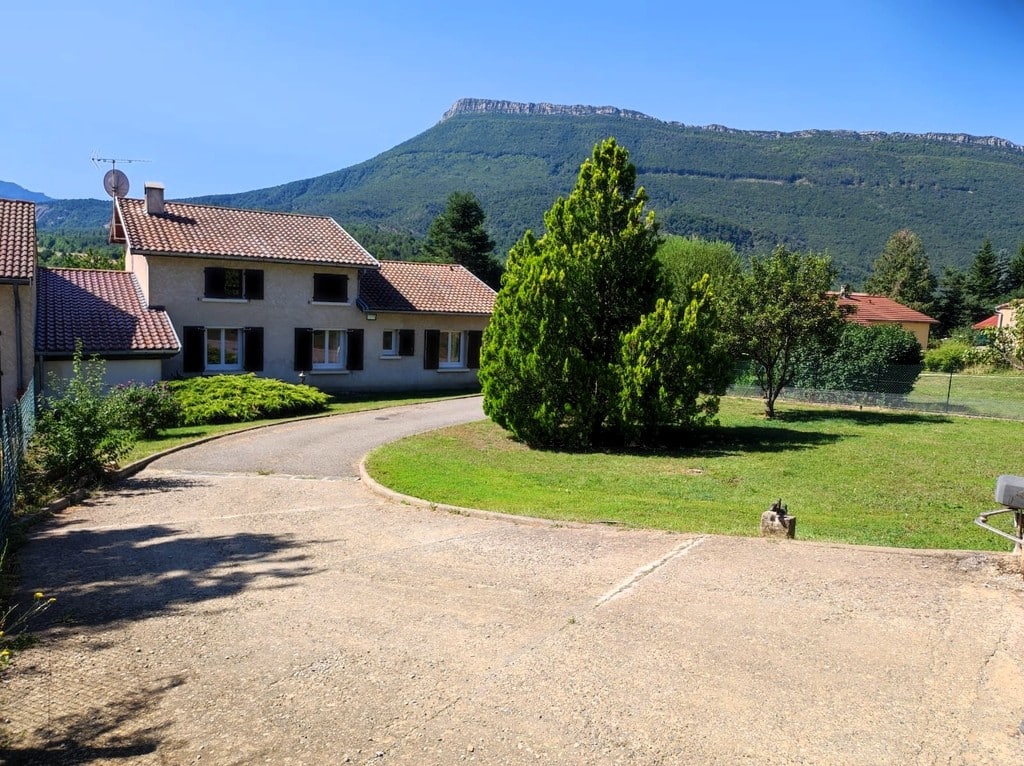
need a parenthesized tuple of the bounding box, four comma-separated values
(115, 197, 379, 268)
(37, 268, 180, 356)
(0, 198, 36, 282)
(973, 315, 1000, 330)
(359, 261, 496, 315)
(830, 292, 938, 325)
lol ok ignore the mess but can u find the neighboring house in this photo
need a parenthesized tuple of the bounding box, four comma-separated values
(973, 302, 1018, 332)
(830, 290, 938, 348)
(0, 199, 37, 405)
(35, 267, 179, 389)
(112, 184, 495, 391)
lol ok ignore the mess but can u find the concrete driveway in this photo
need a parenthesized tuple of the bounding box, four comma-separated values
(2, 397, 1023, 765)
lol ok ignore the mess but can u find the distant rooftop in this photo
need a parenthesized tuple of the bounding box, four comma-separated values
(830, 292, 938, 325)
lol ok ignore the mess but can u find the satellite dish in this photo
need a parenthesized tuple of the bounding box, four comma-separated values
(103, 168, 130, 198)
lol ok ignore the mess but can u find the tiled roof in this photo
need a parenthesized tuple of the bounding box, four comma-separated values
(0, 198, 36, 282)
(115, 197, 379, 268)
(359, 261, 496, 315)
(37, 268, 180, 356)
(830, 292, 938, 325)
(973, 315, 1000, 330)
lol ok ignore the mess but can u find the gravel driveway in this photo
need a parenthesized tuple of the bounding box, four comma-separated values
(2, 396, 1023, 765)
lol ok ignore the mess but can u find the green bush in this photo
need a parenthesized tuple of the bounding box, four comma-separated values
(107, 381, 182, 438)
(167, 375, 331, 425)
(924, 340, 973, 372)
(31, 349, 136, 490)
(792, 323, 923, 394)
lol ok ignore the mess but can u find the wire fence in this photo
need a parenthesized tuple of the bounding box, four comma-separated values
(0, 382, 37, 548)
(728, 368, 1024, 421)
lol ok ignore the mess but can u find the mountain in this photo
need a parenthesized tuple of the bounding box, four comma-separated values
(0, 181, 53, 203)
(32, 99, 1024, 283)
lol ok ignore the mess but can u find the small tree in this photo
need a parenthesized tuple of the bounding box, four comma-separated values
(658, 235, 742, 305)
(422, 191, 503, 288)
(32, 346, 135, 489)
(864, 229, 936, 314)
(726, 245, 845, 418)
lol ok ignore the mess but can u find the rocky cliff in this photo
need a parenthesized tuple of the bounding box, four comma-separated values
(442, 98, 1023, 153)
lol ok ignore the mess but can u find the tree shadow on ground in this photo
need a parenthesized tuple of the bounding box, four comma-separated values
(86, 475, 206, 500)
(773, 408, 952, 426)
(1, 674, 183, 764)
(17, 521, 321, 629)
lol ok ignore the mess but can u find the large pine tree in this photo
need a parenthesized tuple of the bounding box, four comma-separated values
(864, 229, 936, 314)
(422, 191, 502, 288)
(480, 139, 663, 446)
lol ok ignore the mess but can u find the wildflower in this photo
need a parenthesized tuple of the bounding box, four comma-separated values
(33, 592, 44, 599)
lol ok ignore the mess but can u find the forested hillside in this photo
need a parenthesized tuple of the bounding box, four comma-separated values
(28, 100, 1024, 283)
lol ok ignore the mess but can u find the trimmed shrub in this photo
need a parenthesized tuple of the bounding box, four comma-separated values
(167, 375, 331, 425)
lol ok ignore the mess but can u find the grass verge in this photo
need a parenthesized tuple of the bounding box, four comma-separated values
(366, 396, 1023, 550)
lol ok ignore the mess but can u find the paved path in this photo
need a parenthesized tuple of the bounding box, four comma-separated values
(2, 397, 1023, 765)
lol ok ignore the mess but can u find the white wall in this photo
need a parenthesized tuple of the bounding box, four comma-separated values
(40, 358, 165, 392)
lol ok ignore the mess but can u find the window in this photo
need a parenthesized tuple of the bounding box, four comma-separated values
(381, 329, 415, 357)
(312, 330, 346, 369)
(439, 330, 463, 368)
(183, 326, 263, 373)
(295, 328, 363, 372)
(207, 328, 242, 370)
(204, 267, 264, 300)
(424, 329, 483, 370)
(312, 273, 349, 303)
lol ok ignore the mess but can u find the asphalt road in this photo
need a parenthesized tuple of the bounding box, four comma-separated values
(2, 397, 1023, 765)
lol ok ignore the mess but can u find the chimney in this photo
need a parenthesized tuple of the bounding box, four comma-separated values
(145, 182, 166, 215)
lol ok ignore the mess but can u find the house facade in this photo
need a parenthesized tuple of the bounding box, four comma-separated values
(0, 199, 37, 405)
(831, 290, 938, 348)
(112, 184, 495, 391)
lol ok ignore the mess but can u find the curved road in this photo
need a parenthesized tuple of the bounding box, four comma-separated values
(3, 397, 1023, 765)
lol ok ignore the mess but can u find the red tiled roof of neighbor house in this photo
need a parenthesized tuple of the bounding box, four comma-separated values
(115, 197, 379, 268)
(0, 198, 37, 282)
(36, 267, 180, 356)
(829, 292, 938, 325)
(972, 315, 1000, 330)
(358, 261, 496, 315)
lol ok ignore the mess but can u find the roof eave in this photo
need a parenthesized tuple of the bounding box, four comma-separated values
(135, 250, 380, 270)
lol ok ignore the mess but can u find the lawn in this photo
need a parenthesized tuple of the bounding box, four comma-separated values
(907, 371, 1024, 419)
(365, 396, 1024, 551)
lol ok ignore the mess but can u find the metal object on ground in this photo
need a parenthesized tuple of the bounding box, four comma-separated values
(974, 474, 1024, 550)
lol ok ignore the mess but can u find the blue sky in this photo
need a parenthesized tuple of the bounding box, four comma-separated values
(4, 0, 1023, 200)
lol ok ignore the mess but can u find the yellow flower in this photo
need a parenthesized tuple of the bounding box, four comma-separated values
(33, 592, 44, 599)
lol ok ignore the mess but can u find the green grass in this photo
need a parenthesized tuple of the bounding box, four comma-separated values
(124, 390, 471, 464)
(907, 371, 1024, 418)
(366, 397, 1024, 551)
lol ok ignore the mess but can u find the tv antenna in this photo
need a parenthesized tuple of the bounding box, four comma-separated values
(91, 155, 150, 198)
